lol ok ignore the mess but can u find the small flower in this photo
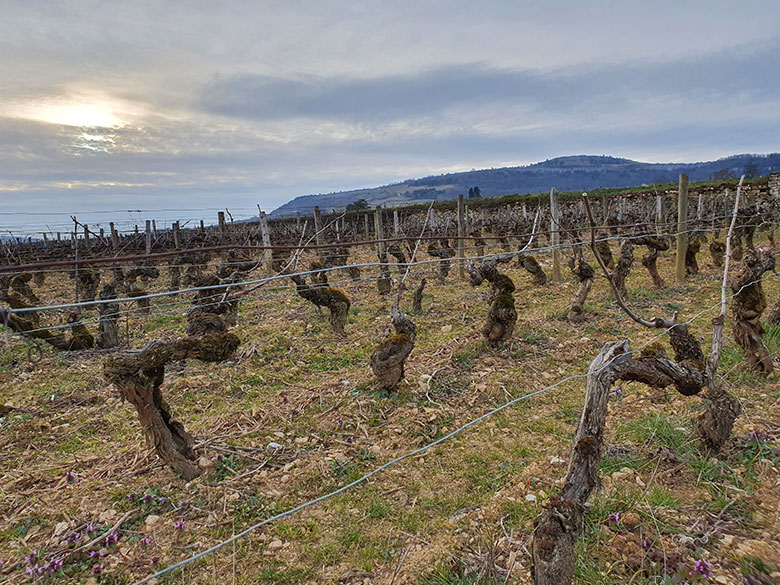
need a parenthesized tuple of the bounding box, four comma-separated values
(174, 519, 185, 531)
(608, 512, 621, 523)
(140, 537, 151, 549)
(65, 471, 77, 482)
(748, 430, 764, 443)
(692, 558, 713, 578)
(93, 562, 104, 575)
(86, 523, 94, 534)
(142, 493, 154, 504)
(642, 537, 650, 550)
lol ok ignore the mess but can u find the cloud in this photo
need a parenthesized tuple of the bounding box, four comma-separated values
(197, 38, 780, 124)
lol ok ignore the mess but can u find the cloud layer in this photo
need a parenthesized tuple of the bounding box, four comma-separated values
(1, 1, 778, 233)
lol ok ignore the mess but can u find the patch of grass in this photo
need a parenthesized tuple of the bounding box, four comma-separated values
(452, 341, 485, 371)
(255, 561, 315, 584)
(309, 349, 363, 372)
(365, 498, 392, 520)
(422, 562, 501, 585)
(500, 498, 537, 530)
(599, 450, 648, 474)
(645, 486, 679, 508)
(618, 413, 690, 453)
(210, 453, 244, 482)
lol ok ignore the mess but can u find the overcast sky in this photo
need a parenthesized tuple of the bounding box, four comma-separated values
(1, 0, 779, 234)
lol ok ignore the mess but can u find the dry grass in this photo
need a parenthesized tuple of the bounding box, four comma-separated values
(1, 240, 780, 584)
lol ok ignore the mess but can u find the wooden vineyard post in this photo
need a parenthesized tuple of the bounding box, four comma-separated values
(218, 211, 226, 243)
(313, 206, 324, 263)
(655, 194, 663, 234)
(152, 219, 158, 237)
(145, 220, 152, 255)
(83, 224, 90, 249)
(42, 233, 48, 248)
(393, 209, 400, 236)
(364, 212, 370, 241)
(258, 207, 273, 273)
(676, 173, 689, 283)
(173, 222, 181, 249)
(374, 206, 385, 254)
(313, 206, 323, 245)
(550, 187, 561, 283)
(457, 194, 465, 278)
(110, 223, 119, 251)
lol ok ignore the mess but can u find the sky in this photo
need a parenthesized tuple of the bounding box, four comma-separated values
(1, 0, 779, 234)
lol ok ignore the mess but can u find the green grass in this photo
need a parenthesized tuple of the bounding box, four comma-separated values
(618, 413, 690, 453)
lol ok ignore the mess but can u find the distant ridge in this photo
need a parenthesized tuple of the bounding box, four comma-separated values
(270, 153, 780, 216)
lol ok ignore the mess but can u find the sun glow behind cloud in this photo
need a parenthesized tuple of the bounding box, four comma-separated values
(2, 89, 145, 129)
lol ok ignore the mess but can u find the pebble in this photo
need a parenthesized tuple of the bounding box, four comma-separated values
(525, 494, 537, 502)
(267, 539, 284, 551)
(98, 509, 117, 523)
(145, 515, 161, 526)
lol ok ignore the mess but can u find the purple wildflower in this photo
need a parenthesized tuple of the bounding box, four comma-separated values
(608, 512, 621, 523)
(692, 559, 713, 578)
(140, 537, 151, 549)
(86, 523, 94, 534)
(642, 537, 651, 550)
(174, 519, 185, 531)
(93, 562, 104, 574)
(65, 471, 77, 482)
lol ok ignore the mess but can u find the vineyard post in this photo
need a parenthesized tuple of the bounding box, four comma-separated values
(42, 233, 48, 248)
(218, 211, 226, 243)
(145, 220, 152, 255)
(522, 203, 527, 219)
(697, 193, 703, 220)
(655, 194, 663, 234)
(393, 209, 399, 236)
(601, 193, 608, 222)
(152, 219, 158, 237)
(110, 223, 119, 251)
(258, 207, 273, 273)
(313, 206, 323, 245)
(173, 222, 181, 249)
(56, 232, 61, 242)
(199, 219, 204, 233)
(134, 225, 139, 235)
(550, 187, 561, 283)
(72, 219, 80, 302)
(374, 205, 385, 254)
(83, 223, 90, 248)
(363, 212, 370, 240)
(457, 194, 465, 278)
(676, 173, 689, 283)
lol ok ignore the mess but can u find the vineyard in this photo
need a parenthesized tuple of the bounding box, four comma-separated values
(2, 175, 780, 585)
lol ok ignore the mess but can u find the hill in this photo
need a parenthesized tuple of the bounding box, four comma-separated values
(271, 153, 780, 216)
